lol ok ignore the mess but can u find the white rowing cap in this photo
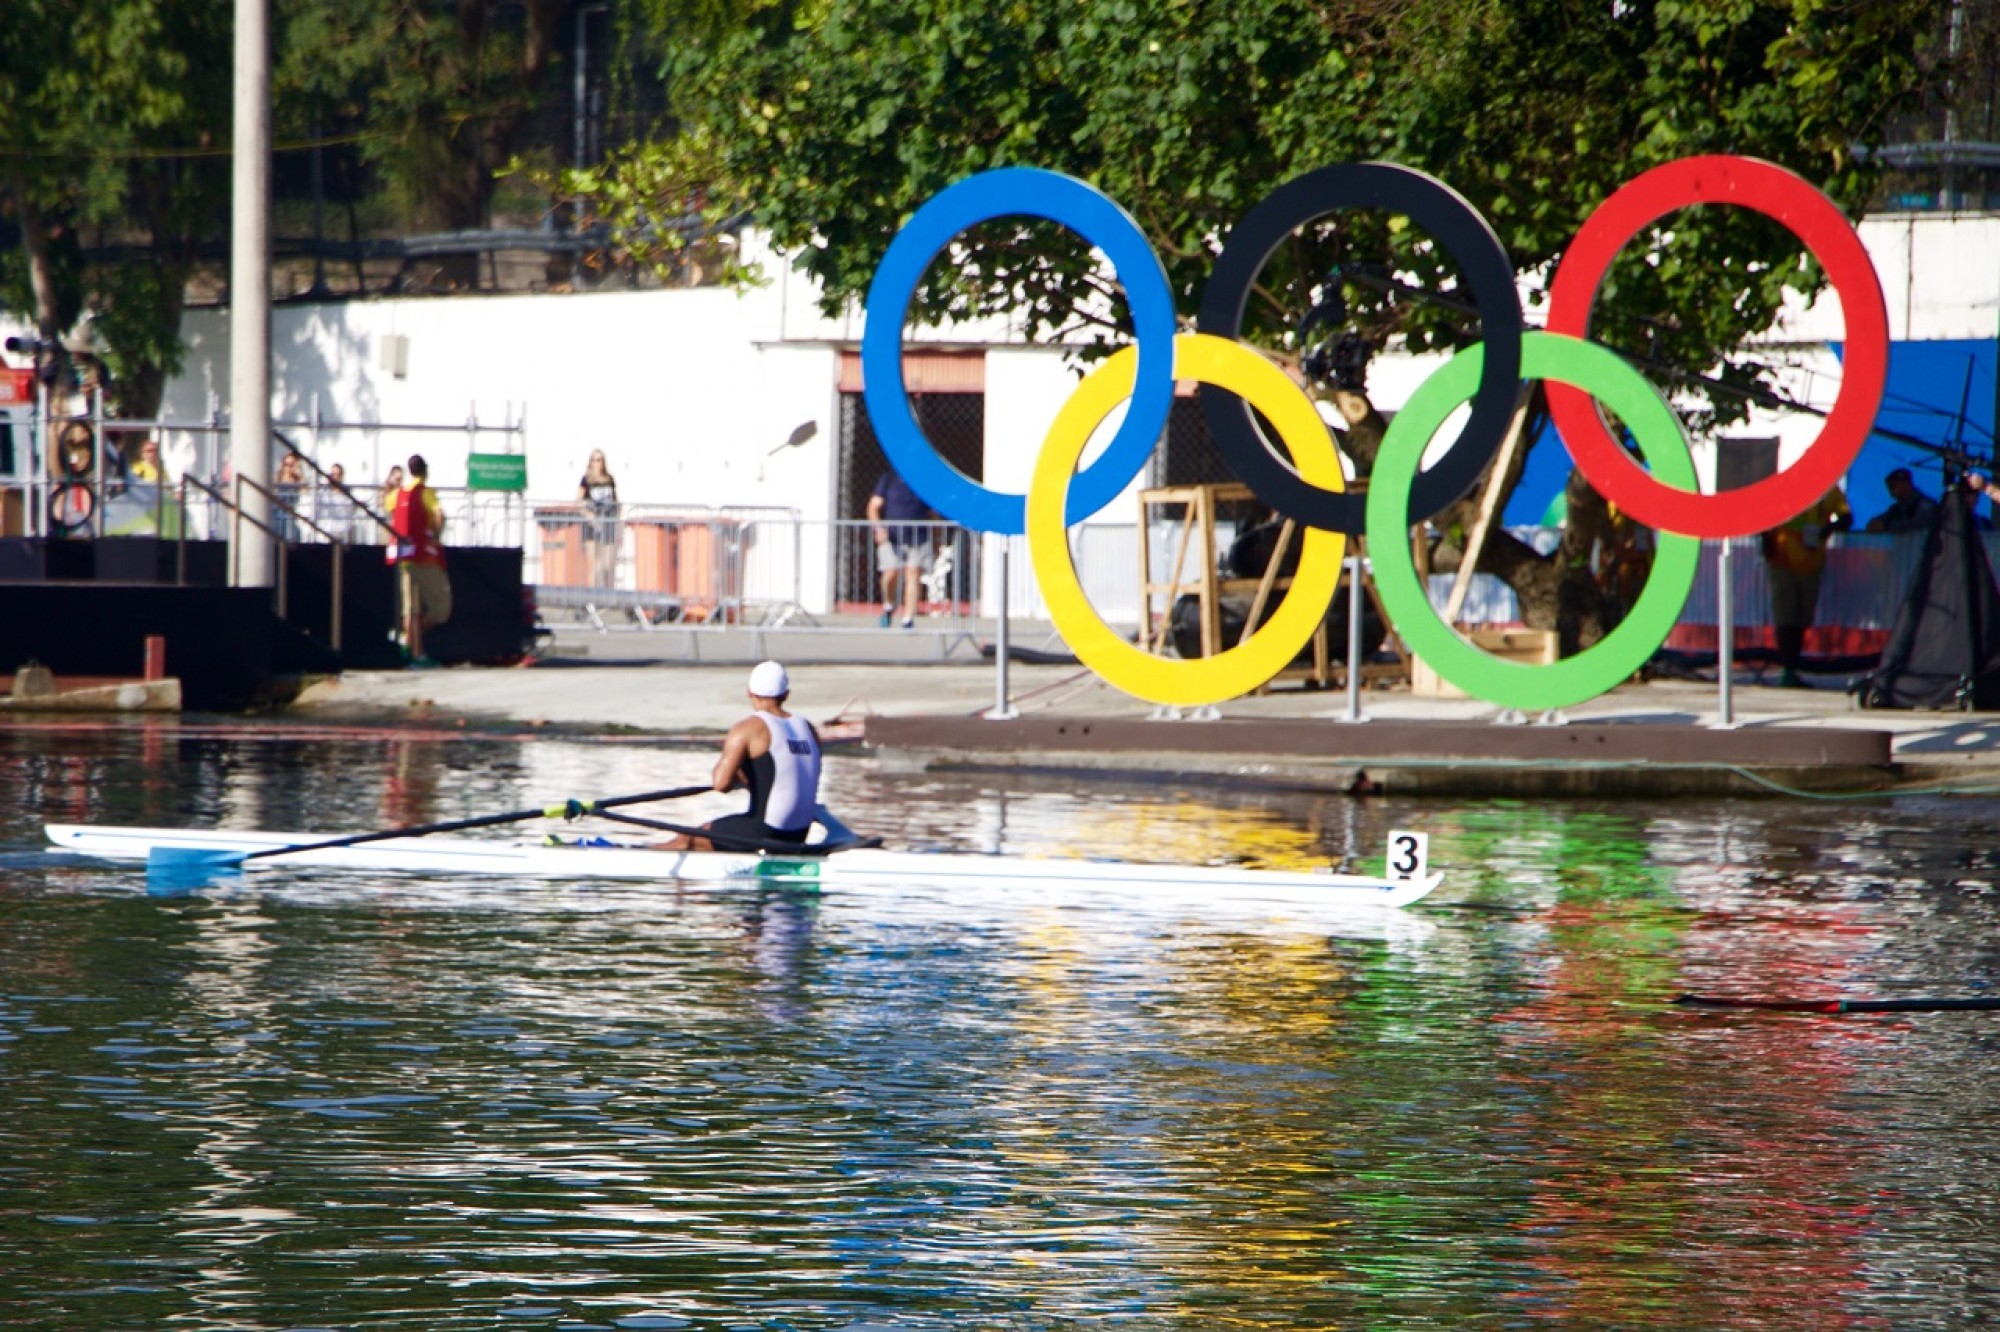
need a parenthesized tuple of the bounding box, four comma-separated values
(748, 660, 790, 698)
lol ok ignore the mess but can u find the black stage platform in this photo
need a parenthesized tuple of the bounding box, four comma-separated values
(0, 537, 535, 709)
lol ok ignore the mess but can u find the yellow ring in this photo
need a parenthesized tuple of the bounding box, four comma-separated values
(1027, 333, 1348, 706)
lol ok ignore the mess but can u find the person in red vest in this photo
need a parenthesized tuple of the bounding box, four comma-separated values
(386, 453, 451, 667)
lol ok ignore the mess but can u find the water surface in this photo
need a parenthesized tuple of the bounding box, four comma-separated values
(3, 720, 1999, 1329)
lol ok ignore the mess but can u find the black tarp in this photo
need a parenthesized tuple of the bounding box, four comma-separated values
(1856, 484, 2000, 710)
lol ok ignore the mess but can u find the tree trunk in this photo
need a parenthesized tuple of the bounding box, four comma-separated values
(10, 178, 63, 340)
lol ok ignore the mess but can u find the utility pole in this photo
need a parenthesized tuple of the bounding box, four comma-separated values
(229, 0, 273, 587)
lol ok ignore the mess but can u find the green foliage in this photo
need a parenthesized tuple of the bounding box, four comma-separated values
(2, 0, 570, 412)
(600, 0, 1940, 648)
(273, 0, 569, 232)
(0, 0, 229, 413)
(506, 127, 761, 286)
(623, 0, 1936, 433)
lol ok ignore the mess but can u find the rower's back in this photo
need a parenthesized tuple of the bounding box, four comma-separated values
(740, 711, 821, 834)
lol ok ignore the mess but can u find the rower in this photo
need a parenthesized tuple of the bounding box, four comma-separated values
(655, 660, 823, 851)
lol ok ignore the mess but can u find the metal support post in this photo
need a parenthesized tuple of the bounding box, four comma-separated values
(90, 386, 106, 539)
(29, 380, 46, 539)
(229, 0, 274, 587)
(1714, 536, 1737, 728)
(985, 536, 1019, 720)
(1344, 548, 1376, 720)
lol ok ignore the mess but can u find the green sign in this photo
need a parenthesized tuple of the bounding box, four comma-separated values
(467, 452, 527, 492)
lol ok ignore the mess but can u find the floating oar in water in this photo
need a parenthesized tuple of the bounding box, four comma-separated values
(1675, 993, 2000, 1014)
(146, 784, 713, 886)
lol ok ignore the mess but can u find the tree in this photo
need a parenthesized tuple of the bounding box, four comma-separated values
(0, 0, 230, 417)
(274, 0, 570, 288)
(0, 0, 578, 416)
(615, 0, 1940, 650)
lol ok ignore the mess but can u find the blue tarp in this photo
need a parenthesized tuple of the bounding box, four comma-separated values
(1500, 338, 1998, 528)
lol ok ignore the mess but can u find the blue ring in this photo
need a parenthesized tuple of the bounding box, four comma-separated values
(861, 168, 1177, 535)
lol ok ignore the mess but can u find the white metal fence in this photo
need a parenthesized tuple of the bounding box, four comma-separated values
(525, 513, 1987, 651)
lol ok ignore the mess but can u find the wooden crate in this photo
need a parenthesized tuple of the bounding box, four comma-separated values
(1409, 629, 1558, 699)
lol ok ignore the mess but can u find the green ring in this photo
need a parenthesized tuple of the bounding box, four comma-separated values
(1367, 332, 1700, 712)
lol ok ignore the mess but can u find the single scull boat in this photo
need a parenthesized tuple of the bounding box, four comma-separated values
(43, 823, 1440, 911)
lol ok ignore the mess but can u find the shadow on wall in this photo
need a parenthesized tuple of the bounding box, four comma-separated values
(273, 306, 388, 486)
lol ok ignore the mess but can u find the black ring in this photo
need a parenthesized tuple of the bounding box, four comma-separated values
(1197, 163, 1523, 532)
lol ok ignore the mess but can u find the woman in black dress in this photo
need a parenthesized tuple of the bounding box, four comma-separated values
(578, 450, 620, 588)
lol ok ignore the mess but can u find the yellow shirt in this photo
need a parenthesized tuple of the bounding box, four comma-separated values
(1765, 488, 1850, 576)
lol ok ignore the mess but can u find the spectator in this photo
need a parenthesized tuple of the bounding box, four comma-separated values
(275, 451, 307, 542)
(128, 438, 163, 483)
(577, 449, 620, 588)
(867, 468, 935, 628)
(1760, 483, 1850, 688)
(317, 462, 360, 543)
(376, 465, 404, 542)
(385, 454, 451, 667)
(1594, 501, 1655, 633)
(1863, 467, 1938, 534)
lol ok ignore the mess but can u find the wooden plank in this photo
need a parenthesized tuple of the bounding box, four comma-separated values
(1442, 386, 1534, 625)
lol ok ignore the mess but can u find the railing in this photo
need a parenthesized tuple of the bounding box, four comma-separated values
(174, 472, 348, 651)
(0, 388, 526, 544)
(522, 510, 1146, 630)
(520, 513, 1994, 656)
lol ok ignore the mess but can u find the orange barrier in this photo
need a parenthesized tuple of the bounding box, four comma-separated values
(533, 508, 589, 587)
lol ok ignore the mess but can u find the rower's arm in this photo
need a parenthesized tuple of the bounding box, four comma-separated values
(711, 721, 756, 792)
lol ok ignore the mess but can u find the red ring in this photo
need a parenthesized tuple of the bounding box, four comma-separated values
(1545, 155, 1888, 539)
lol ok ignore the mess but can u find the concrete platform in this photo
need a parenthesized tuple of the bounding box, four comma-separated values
(0, 675, 181, 713)
(862, 713, 1897, 796)
(254, 631, 2000, 796)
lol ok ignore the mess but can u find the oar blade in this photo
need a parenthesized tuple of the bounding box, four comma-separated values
(146, 846, 249, 894)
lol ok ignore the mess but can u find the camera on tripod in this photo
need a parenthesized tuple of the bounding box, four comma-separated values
(1301, 330, 1375, 392)
(3, 336, 67, 384)
(1295, 269, 1375, 393)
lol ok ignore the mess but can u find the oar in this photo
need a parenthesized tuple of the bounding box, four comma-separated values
(586, 808, 880, 856)
(1675, 993, 2000, 1014)
(147, 784, 713, 878)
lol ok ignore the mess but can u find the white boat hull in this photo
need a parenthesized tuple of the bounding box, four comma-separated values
(43, 823, 1440, 911)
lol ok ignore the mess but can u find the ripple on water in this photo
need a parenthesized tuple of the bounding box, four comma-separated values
(4, 734, 2000, 1327)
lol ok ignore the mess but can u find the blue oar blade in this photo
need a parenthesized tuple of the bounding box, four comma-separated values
(146, 847, 250, 894)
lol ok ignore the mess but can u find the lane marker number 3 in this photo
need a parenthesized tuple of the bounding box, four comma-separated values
(1387, 831, 1429, 883)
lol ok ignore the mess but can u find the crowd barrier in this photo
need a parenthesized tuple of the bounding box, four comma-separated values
(527, 516, 1985, 664)
(41, 479, 1955, 657)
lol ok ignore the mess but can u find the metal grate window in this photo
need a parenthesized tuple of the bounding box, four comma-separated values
(836, 391, 985, 605)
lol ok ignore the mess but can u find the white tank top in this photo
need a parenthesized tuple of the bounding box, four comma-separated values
(748, 712, 821, 832)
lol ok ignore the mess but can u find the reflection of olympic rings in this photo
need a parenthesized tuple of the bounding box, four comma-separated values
(1028, 334, 1347, 706)
(1545, 155, 1889, 539)
(863, 155, 1888, 708)
(1369, 333, 1702, 711)
(861, 168, 1176, 536)
(1197, 162, 1523, 532)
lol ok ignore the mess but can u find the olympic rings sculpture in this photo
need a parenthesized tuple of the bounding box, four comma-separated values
(862, 155, 1889, 710)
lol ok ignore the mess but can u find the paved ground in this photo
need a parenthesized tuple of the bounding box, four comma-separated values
(287, 621, 2000, 783)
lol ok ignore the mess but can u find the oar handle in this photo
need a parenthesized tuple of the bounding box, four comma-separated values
(239, 784, 713, 862)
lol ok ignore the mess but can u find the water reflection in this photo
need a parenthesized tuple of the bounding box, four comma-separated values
(3, 724, 2000, 1327)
